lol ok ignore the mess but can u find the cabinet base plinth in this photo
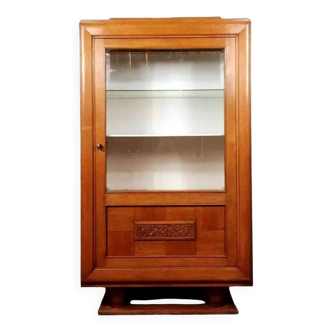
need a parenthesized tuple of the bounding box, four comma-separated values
(98, 287, 238, 315)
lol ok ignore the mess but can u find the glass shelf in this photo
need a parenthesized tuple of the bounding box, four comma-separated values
(106, 90, 224, 98)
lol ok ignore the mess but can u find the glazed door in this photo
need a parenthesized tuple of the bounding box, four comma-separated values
(105, 49, 225, 191)
(92, 37, 241, 282)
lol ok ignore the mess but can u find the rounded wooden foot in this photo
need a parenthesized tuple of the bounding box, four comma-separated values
(106, 288, 128, 308)
(204, 287, 227, 307)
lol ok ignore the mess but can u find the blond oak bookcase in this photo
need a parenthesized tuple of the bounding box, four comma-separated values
(80, 17, 252, 315)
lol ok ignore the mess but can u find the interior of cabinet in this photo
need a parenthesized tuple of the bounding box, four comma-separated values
(106, 90, 224, 137)
(106, 50, 225, 191)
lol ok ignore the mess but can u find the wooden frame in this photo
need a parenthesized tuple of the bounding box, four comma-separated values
(103, 192, 227, 206)
(80, 17, 251, 314)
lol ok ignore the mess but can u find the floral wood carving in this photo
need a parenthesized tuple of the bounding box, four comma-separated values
(135, 221, 196, 241)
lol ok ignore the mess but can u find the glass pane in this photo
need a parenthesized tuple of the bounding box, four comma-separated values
(105, 50, 225, 191)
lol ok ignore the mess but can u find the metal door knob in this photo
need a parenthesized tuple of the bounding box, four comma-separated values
(97, 144, 103, 150)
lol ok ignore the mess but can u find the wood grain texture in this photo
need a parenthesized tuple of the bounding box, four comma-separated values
(135, 241, 166, 256)
(80, 25, 94, 279)
(108, 231, 135, 256)
(224, 38, 238, 266)
(196, 207, 225, 256)
(107, 208, 134, 256)
(107, 206, 226, 260)
(79, 16, 252, 25)
(94, 39, 107, 267)
(135, 207, 166, 221)
(99, 303, 238, 315)
(103, 37, 227, 49)
(80, 18, 252, 294)
(165, 241, 196, 256)
(104, 257, 227, 268)
(85, 267, 248, 283)
(106, 206, 225, 263)
(104, 192, 227, 206)
(83, 281, 251, 287)
(80, 17, 249, 37)
(166, 207, 195, 221)
(196, 207, 224, 230)
(196, 230, 225, 256)
(237, 23, 252, 280)
(107, 207, 134, 231)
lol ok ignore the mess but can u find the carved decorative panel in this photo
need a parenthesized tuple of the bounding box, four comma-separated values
(135, 221, 196, 241)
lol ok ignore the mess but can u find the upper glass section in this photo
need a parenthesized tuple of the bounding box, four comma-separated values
(105, 50, 225, 191)
(106, 51, 224, 91)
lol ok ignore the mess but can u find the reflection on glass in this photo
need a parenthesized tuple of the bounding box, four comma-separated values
(106, 50, 225, 191)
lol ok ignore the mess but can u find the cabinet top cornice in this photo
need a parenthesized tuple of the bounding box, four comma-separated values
(79, 17, 250, 37)
(79, 16, 252, 25)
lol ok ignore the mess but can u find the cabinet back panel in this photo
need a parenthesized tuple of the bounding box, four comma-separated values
(106, 90, 224, 137)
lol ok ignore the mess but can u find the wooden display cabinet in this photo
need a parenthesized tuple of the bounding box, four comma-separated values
(80, 17, 252, 315)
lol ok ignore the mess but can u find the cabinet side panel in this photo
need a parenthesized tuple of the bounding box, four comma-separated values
(237, 24, 252, 280)
(224, 38, 238, 266)
(80, 27, 94, 280)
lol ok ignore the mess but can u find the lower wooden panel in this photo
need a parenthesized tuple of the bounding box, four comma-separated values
(135, 241, 166, 256)
(165, 241, 196, 255)
(105, 257, 227, 268)
(108, 231, 135, 256)
(196, 230, 224, 256)
(107, 206, 226, 267)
